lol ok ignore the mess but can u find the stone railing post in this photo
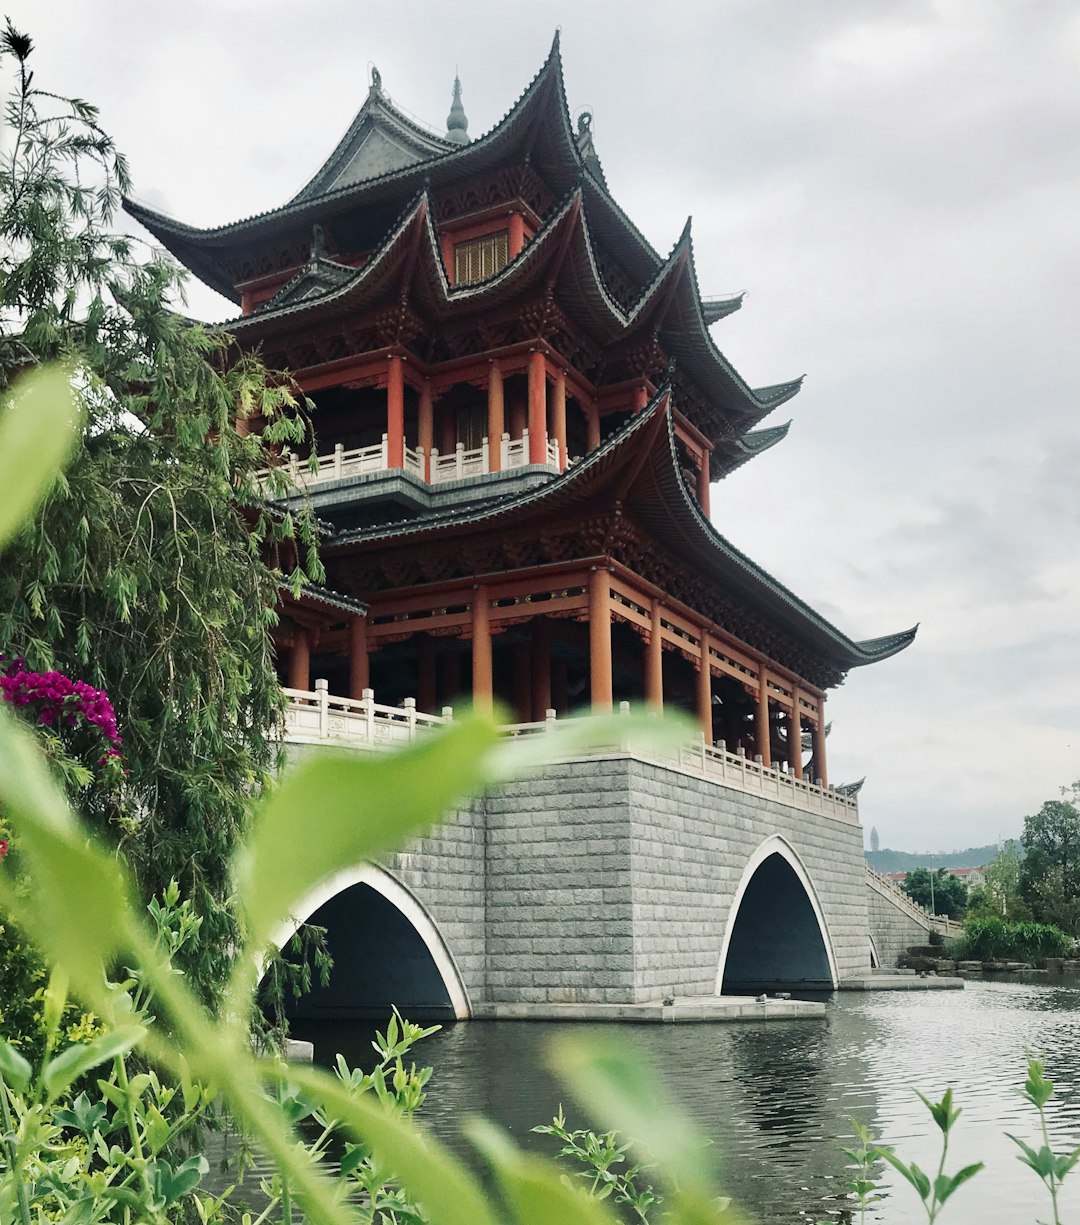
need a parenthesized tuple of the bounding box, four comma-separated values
(315, 678, 329, 739)
(362, 686, 376, 743)
(500, 432, 510, 468)
(333, 443, 344, 478)
(403, 696, 417, 738)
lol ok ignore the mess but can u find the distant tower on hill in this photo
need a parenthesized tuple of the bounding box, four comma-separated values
(870, 826, 880, 852)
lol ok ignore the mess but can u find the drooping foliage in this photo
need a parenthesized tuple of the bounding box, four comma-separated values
(0, 23, 321, 1001)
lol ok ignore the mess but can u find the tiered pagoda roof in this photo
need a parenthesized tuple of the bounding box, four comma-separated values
(123, 34, 793, 452)
(124, 35, 916, 691)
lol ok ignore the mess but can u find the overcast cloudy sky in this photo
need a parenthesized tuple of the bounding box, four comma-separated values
(8, 1, 1079, 853)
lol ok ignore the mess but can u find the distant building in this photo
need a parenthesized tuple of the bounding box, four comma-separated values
(886, 867, 986, 886)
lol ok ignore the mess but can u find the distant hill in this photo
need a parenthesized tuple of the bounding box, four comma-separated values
(865, 844, 1007, 872)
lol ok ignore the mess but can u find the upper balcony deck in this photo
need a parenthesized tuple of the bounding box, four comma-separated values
(281, 681, 860, 826)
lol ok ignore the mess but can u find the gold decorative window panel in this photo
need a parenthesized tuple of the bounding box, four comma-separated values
(454, 231, 509, 286)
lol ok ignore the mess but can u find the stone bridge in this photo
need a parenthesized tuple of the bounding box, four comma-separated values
(280, 686, 917, 1020)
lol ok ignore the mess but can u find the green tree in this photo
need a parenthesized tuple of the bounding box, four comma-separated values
(0, 24, 320, 1004)
(901, 867, 968, 918)
(1020, 785, 1080, 934)
(967, 841, 1031, 921)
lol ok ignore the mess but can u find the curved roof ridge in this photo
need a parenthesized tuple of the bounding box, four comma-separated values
(226, 189, 433, 330)
(122, 35, 568, 253)
(226, 185, 593, 332)
(289, 77, 456, 204)
(701, 293, 745, 325)
(657, 410, 917, 667)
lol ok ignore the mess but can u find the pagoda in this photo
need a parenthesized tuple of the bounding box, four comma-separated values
(125, 35, 915, 788)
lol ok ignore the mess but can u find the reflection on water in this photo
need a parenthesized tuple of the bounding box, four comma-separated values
(295, 980, 1080, 1223)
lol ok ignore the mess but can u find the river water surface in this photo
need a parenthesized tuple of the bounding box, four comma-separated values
(296, 979, 1080, 1223)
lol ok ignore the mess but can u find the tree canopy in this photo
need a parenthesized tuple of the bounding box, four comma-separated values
(900, 867, 968, 919)
(0, 23, 320, 1002)
(1019, 784, 1080, 934)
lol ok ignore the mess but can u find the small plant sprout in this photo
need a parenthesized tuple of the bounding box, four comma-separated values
(1005, 1059, 1080, 1225)
(839, 1119, 887, 1224)
(880, 1088, 983, 1223)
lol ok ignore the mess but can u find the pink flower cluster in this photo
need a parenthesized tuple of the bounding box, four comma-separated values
(0, 654, 123, 761)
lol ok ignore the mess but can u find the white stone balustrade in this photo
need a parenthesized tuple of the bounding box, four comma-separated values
(282, 683, 859, 824)
(260, 428, 561, 493)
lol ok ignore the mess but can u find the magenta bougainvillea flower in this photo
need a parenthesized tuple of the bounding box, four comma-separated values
(0, 652, 123, 764)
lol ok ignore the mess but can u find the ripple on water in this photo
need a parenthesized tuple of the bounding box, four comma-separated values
(290, 980, 1080, 1224)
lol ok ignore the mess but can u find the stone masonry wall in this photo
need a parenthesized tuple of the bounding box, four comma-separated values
(867, 881, 932, 969)
(384, 807, 487, 1005)
(481, 758, 636, 1004)
(627, 759, 869, 1000)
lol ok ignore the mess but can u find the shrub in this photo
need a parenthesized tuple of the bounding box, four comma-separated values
(954, 916, 1070, 963)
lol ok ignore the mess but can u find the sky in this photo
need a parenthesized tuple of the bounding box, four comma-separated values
(7, 1, 1079, 853)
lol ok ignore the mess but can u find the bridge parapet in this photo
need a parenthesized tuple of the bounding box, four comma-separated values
(282, 683, 859, 826)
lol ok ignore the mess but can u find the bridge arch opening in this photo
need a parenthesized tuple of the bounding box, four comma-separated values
(274, 866, 470, 1022)
(716, 836, 838, 993)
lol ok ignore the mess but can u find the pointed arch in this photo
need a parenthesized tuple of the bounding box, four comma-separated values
(273, 864, 470, 1020)
(715, 835, 838, 993)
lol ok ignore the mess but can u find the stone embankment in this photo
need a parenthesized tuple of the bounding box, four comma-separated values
(899, 945, 1080, 978)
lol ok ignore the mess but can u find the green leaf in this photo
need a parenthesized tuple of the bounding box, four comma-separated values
(0, 1040, 33, 1093)
(881, 1151, 932, 1201)
(934, 1163, 983, 1205)
(1022, 1059, 1055, 1110)
(468, 1118, 623, 1225)
(42, 1025, 146, 1100)
(268, 1060, 500, 1225)
(0, 707, 137, 1002)
(0, 365, 82, 549)
(547, 1031, 716, 1206)
(236, 714, 502, 961)
(149, 1155, 209, 1205)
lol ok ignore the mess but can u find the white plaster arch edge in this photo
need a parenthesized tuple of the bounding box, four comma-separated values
(270, 864, 471, 1020)
(714, 834, 840, 994)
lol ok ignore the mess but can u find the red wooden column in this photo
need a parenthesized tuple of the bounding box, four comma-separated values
(755, 671, 771, 766)
(645, 599, 663, 711)
(531, 618, 552, 720)
(471, 585, 493, 714)
(508, 212, 525, 259)
(288, 626, 311, 691)
(585, 404, 601, 452)
(697, 451, 711, 518)
(553, 369, 568, 470)
(812, 701, 828, 786)
(349, 616, 369, 698)
(589, 567, 613, 712)
(528, 349, 547, 464)
(418, 380, 434, 481)
(387, 353, 405, 469)
(697, 631, 713, 742)
(487, 361, 504, 473)
(788, 692, 803, 779)
(418, 636, 437, 714)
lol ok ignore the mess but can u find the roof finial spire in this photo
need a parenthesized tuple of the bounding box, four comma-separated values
(446, 74, 469, 145)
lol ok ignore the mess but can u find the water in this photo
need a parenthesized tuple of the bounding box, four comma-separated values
(294, 980, 1080, 1223)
